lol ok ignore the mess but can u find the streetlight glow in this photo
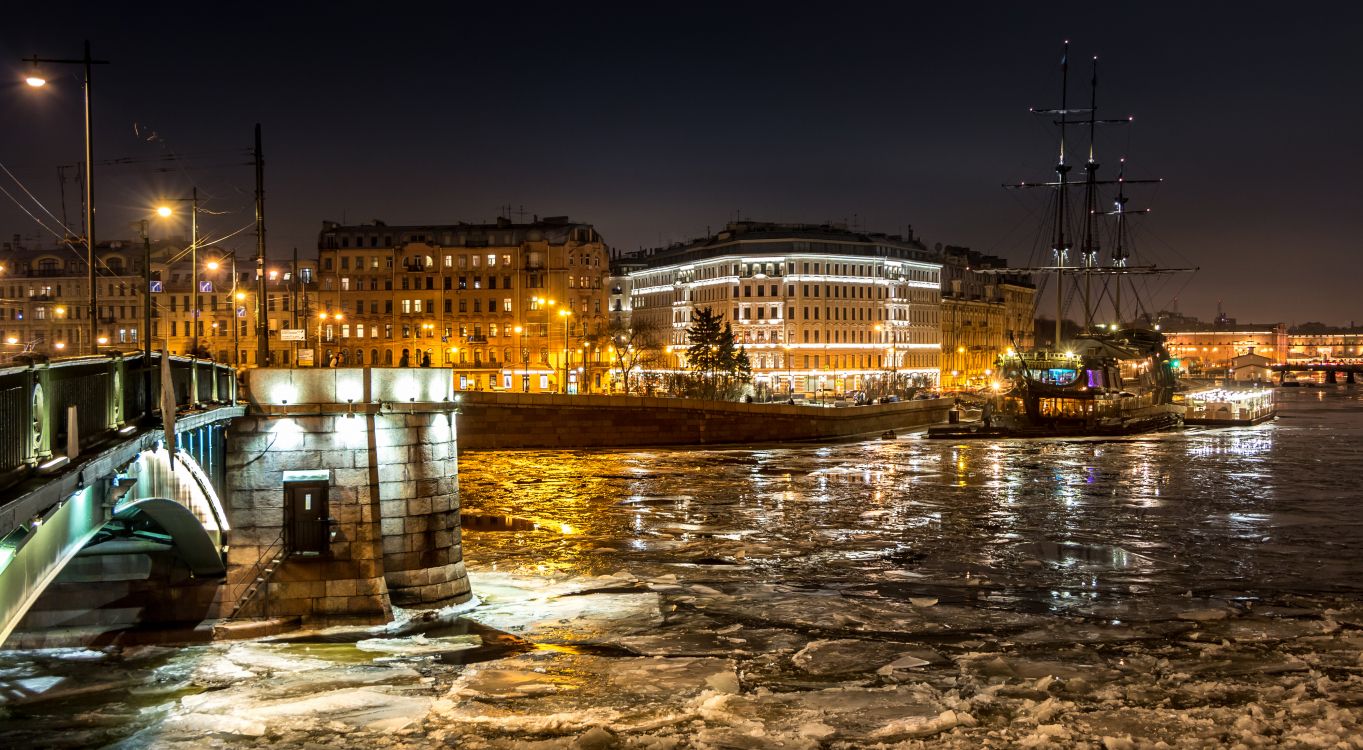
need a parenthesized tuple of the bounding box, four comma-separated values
(25, 74, 46, 87)
(156, 205, 173, 218)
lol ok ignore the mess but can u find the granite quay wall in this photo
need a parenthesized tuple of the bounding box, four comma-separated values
(455, 394, 953, 449)
(224, 368, 469, 625)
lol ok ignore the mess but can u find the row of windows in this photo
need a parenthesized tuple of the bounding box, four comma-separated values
(643, 259, 940, 289)
(324, 231, 543, 250)
(331, 274, 526, 292)
(327, 252, 520, 271)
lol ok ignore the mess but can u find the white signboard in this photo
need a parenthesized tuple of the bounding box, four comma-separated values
(298, 348, 315, 366)
(280, 329, 305, 341)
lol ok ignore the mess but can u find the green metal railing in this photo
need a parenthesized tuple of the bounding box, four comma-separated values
(0, 353, 236, 495)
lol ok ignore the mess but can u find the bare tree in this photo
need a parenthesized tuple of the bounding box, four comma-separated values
(604, 318, 664, 394)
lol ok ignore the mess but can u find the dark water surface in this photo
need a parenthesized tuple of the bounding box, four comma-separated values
(460, 386, 1363, 609)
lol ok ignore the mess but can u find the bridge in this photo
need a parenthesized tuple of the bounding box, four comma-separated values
(1269, 363, 1362, 384)
(0, 353, 241, 645)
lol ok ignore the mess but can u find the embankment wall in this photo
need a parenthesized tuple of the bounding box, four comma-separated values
(456, 394, 951, 449)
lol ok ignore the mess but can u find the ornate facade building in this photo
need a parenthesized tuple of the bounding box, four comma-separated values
(618, 221, 943, 396)
(315, 217, 610, 392)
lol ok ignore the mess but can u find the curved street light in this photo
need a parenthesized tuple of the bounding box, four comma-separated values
(23, 41, 108, 354)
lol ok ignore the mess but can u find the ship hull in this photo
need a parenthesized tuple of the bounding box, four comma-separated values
(927, 404, 1183, 439)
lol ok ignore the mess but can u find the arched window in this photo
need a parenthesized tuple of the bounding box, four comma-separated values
(370, 348, 379, 365)
(384, 349, 393, 365)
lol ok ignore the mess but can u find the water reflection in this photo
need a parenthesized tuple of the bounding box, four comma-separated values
(459, 388, 1363, 600)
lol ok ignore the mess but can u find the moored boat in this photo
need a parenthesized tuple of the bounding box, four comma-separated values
(1179, 387, 1276, 426)
(928, 43, 1193, 440)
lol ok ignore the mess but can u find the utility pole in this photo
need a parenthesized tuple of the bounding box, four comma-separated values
(82, 41, 97, 356)
(190, 186, 199, 358)
(254, 124, 269, 367)
(291, 246, 299, 367)
(141, 220, 152, 417)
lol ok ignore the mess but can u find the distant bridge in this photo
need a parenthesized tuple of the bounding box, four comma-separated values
(0, 353, 241, 645)
(1269, 363, 1361, 384)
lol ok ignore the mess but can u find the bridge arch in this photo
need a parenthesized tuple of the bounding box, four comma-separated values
(0, 447, 228, 644)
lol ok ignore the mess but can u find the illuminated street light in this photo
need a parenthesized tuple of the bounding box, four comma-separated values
(205, 252, 239, 365)
(23, 41, 108, 354)
(156, 188, 200, 358)
(559, 308, 572, 393)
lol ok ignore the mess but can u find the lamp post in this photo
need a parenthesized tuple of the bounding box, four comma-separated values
(138, 220, 153, 410)
(558, 308, 572, 394)
(24, 41, 108, 355)
(784, 345, 793, 401)
(155, 190, 199, 357)
(317, 311, 342, 365)
(206, 253, 239, 366)
(532, 296, 556, 391)
(514, 325, 528, 392)
(875, 323, 900, 396)
(582, 341, 593, 394)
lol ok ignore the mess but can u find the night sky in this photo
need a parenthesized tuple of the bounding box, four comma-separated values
(3, 2, 1360, 325)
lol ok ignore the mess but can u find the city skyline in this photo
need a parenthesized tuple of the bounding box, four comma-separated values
(2, 3, 1360, 325)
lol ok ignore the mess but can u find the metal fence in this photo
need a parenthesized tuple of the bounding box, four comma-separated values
(0, 353, 236, 494)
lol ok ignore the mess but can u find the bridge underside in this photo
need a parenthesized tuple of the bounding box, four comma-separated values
(0, 435, 232, 646)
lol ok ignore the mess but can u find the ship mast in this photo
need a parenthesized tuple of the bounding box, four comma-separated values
(1051, 42, 1071, 349)
(999, 46, 1196, 337)
(1111, 157, 1130, 322)
(1080, 57, 1100, 332)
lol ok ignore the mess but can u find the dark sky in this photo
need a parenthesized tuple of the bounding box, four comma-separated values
(3, 2, 1360, 324)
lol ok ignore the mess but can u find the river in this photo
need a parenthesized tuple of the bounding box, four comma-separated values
(3, 386, 1362, 748)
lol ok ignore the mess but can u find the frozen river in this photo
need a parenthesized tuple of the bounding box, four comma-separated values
(3, 386, 1363, 748)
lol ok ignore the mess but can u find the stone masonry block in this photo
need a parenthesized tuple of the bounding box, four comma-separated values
(377, 463, 408, 484)
(325, 578, 358, 597)
(406, 497, 434, 517)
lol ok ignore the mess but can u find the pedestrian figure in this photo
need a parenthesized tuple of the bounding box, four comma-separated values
(421, 352, 431, 367)
(399, 349, 410, 368)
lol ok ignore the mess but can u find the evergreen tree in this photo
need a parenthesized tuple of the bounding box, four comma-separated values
(685, 307, 725, 384)
(685, 309, 754, 398)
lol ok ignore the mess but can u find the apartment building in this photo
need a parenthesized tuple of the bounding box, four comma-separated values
(619, 221, 943, 396)
(315, 216, 610, 392)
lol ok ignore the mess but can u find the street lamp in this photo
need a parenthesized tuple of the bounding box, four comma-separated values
(582, 341, 593, 393)
(318, 311, 342, 365)
(514, 325, 528, 392)
(23, 41, 108, 355)
(532, 296, 557, 390)
(784, 344, 793, 401)
(207, 254, 240, 366)
(875, 323, 900, 396)
(155, 189, 200, 358)
(558, 308, 572, 394)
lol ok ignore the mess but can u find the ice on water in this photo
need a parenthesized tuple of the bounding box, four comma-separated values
(4, 389, 1363, 747)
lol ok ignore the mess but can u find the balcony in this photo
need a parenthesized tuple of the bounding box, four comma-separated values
(466, 334, 488, 344)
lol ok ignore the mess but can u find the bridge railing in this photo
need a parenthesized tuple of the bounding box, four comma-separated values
(0, 353, 236, 495)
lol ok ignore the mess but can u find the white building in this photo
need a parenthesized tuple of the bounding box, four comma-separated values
(620, 221, 942, 396)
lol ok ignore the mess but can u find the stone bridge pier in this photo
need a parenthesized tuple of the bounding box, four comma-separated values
(229, 368, 469, 625)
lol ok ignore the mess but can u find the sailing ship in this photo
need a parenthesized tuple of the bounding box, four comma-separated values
(930, 43, 1191, 439)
